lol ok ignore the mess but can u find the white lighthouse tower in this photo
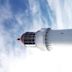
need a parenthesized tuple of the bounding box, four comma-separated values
(18, 28, 72, 50)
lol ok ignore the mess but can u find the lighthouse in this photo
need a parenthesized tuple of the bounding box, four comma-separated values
(17, 28, 72, 50)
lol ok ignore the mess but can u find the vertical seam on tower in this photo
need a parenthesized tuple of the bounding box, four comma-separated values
(45, 28, 50, 50)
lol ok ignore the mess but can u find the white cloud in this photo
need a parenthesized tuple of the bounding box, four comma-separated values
(0, 1, 27, 72)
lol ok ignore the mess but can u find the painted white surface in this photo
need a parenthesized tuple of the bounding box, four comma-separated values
(35, 29, 72, 50)
(48, 29, 72, 44)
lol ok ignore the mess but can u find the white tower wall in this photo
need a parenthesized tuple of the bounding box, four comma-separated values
(35, 28, 72, 50)
(48, 29, 72, 44)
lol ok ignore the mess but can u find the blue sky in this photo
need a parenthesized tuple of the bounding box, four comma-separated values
(1, 0, 55, 30)
(0, 1, 54, 71)
(9, 0, 29, 14)
(0, 0, 55, 50)
(0, 0, 72, 72)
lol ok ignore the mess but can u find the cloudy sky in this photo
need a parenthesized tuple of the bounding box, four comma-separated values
(0, 0, 72, 72)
